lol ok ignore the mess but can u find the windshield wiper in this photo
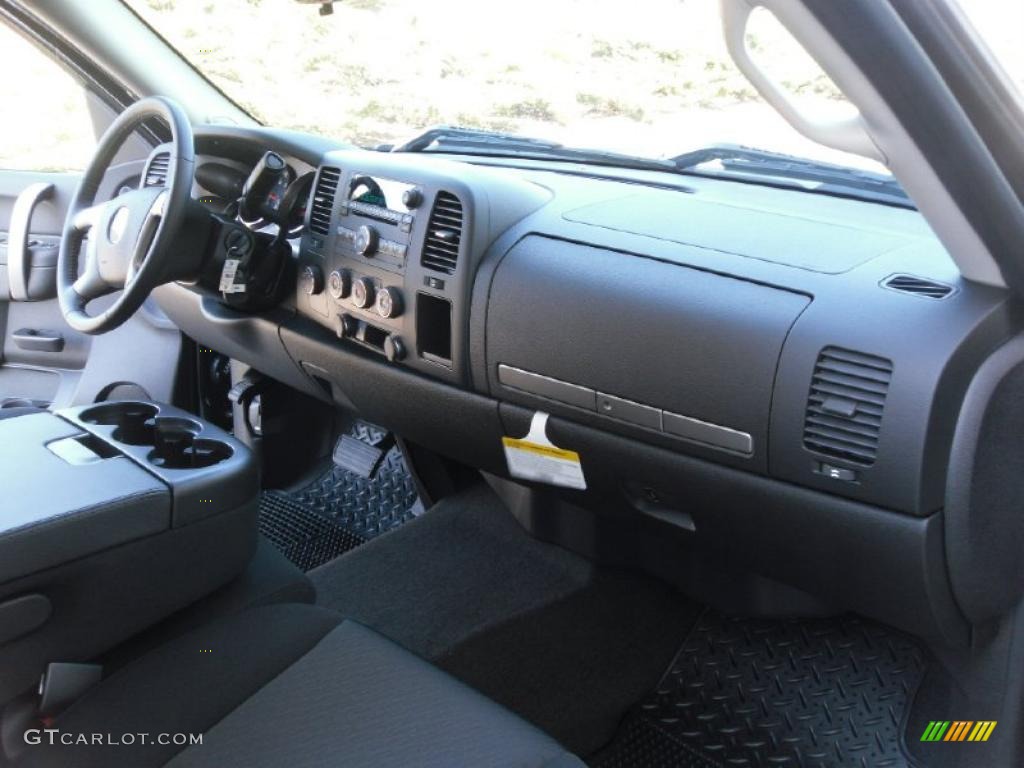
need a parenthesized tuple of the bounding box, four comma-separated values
(391, 126, 680, 174)
(671, 143, 912, 207)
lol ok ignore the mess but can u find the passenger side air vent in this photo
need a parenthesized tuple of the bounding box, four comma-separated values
(309, 166, 341, 236)
(421, 192, 463, 274)
(143, 152, 170, 187)
(883, 274, 954, 299)
(803, 347, 893, 466)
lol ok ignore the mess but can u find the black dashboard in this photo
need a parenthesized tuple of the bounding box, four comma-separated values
(150, 125, 1024, 646)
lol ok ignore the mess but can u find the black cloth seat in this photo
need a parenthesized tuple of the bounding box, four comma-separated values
(17, 603, 583, 768)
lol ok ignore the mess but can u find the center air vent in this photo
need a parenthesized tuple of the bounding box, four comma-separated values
(803, 347, 893, 466)
(883, 274, 954, 299)
(421, 191, 463, 274)
(143, 152, 170, 187)
(308, 166, 340, 236)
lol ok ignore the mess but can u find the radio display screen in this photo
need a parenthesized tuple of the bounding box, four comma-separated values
(348, 174, 416, 215)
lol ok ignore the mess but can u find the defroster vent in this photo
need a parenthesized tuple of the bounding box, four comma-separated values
(143, 152, 170, 187)
(803, 347, 893, 466)
(309, 166, 340, 236)
(421, 191, 463, 274)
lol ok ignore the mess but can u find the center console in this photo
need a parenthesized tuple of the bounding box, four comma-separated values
(0, 402, 259, 703)
(292, 149, 549, 385)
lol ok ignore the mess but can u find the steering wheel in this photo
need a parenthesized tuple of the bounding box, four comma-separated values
(59, 96, 194, 335)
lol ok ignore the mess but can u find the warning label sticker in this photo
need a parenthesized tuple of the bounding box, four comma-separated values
(502, 412, 586, 490)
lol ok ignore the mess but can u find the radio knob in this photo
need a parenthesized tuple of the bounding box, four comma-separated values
(299, 265, 323, 296)
(401, 187, 423, 210)
(351, 276, 375, 309)
(327, 269, 351, 300)
(384, 335, 406, 362)
(376, 287, 403, 319)
(354, 225, 378, 256)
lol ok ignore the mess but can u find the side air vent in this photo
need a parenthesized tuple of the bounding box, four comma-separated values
(308, 166, 340, 236)
(421, 191, 463, 274)
(803, 347, 893, 466)
(883, 274, 954, 299)
(143, 152, 170, 187)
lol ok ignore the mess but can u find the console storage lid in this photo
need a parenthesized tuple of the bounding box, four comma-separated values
(0, 412, 170, 583)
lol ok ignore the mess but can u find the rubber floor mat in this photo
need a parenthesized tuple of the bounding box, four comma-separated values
(258, 491, 366, 571)
(592, 611, 928, 768)
(290, 443, 422, 539)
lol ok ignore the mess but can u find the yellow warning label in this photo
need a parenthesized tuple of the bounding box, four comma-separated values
(502, 437, 581, 462)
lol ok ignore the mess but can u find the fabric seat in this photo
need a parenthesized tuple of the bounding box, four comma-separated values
(18, 603, 584, 768)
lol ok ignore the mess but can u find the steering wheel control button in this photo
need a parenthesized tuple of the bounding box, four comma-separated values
(328, 270, 351, 300)
(376, 287, 403, 319)
(354, 225, 379, 256)
(300, 265, 324, 296)
(352, 277, 375, 308)
(384, 335, 406, 362)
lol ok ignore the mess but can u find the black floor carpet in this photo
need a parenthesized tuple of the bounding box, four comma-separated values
(310, 483, 701, 755)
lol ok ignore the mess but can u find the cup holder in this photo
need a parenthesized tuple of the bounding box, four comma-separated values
(147, 418, 232, 469)
(80, 402, 160, 445)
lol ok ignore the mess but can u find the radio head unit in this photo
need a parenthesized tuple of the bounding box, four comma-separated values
(347, 174, 422, 225)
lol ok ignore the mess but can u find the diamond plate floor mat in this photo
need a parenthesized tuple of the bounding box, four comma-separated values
(591, 611, 928, 768)
(289, 442, 422, 539)
(258, 491, 366, 572)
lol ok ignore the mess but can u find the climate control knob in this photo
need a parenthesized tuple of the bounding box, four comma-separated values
(327, 269, 350, 300)
(376, 287, 403, 319)
(354, 225, 379, 256)
(299, 265, 323, 296)
(351, 277, 375, 309)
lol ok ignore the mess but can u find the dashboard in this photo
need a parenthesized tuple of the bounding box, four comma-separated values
(149, 125, 1024, 647)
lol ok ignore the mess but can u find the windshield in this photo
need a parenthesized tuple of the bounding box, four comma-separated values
(122, 1, 946, 183)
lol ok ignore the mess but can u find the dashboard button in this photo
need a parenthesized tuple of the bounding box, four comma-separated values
(352, 277, 375, 309)
(402, 188, 423, 209)
(376, 287, 403, 319)
(384, 335, 406, 362)
(336, 313, 359, 338)
(328, 270, 350, 300)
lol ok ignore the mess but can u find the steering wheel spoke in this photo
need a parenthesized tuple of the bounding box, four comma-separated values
(72, 203, 104, 233)
(72, 256, 111, 302)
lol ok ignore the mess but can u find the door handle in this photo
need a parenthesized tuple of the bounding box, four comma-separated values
(12, 328, 65, 352)
(7, 182, 55, 301)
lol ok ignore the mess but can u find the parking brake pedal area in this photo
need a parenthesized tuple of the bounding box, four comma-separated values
(592, 612, 927, 768)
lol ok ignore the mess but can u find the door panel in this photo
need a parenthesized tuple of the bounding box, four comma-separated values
(0, 161, 185, 410)
(0, 17, 185, 411)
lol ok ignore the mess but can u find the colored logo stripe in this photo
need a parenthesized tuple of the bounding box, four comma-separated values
(945, 721, 972, 741)
(920, 721, 997, 742)
(921, 721, 950, 741)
